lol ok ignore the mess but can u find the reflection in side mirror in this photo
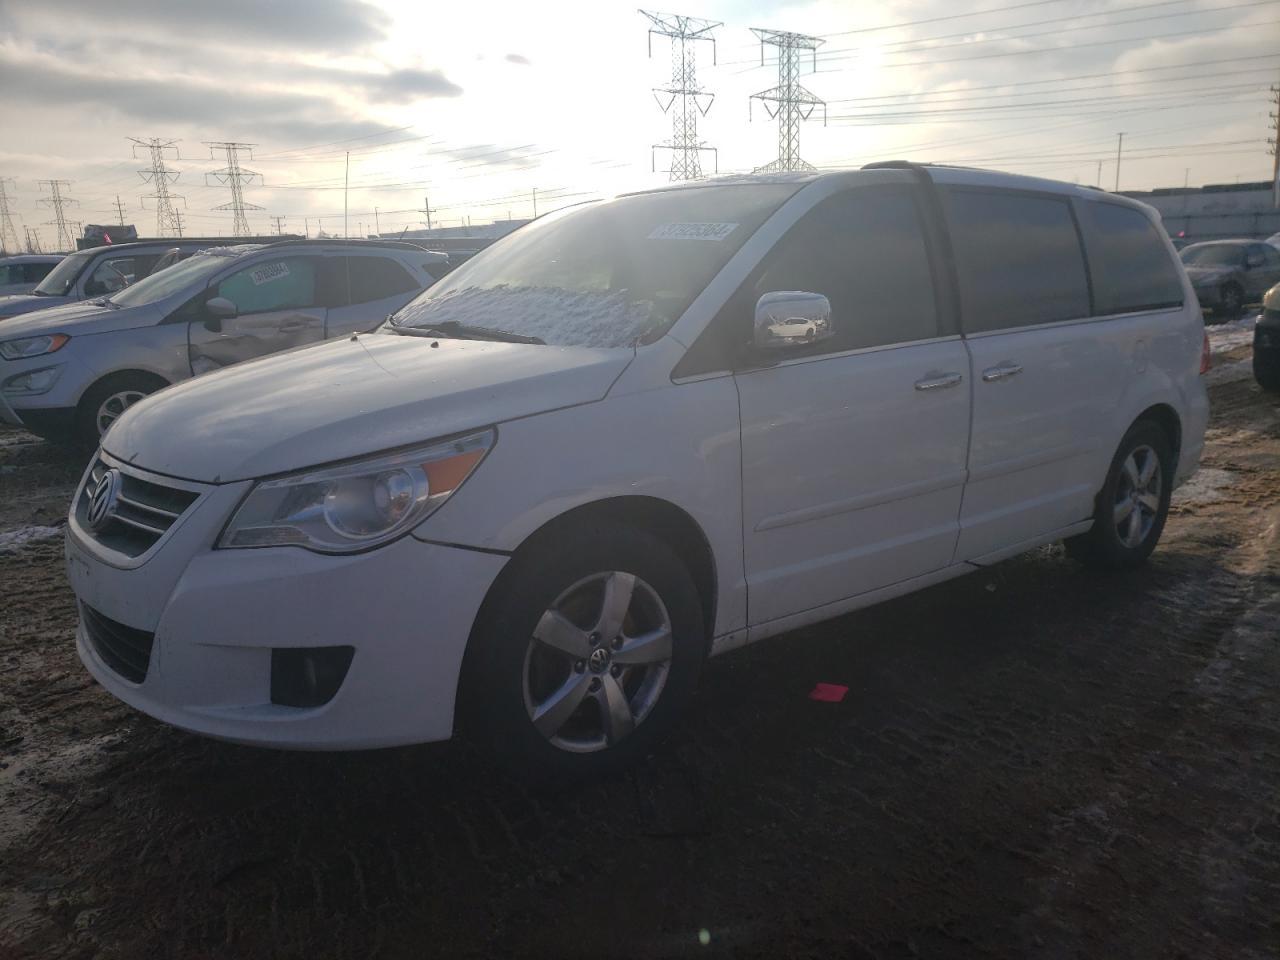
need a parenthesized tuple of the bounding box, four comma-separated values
(206, 296, 238, 320)
(754, 291, 833, 351)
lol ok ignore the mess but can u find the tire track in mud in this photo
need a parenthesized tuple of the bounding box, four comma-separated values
(2, 374, 1280, 959)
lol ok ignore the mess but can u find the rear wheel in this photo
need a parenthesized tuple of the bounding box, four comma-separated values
(1065, 420, 1173, 569)
(462, 522, 705, 781)
(76, 372, 166, 450)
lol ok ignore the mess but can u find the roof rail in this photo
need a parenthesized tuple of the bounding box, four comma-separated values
(262, 237, 447, 255)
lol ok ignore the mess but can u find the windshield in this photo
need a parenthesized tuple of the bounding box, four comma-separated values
(390, 184, 799, 347)
(1180, 244, 1244, 268)
(33, 249, 95, 296)
(109, 251, 242, 308)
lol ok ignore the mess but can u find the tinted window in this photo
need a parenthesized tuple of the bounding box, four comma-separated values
(347, 256, 419, 304)
(27, 262, 56, 283)
(749, 185, 939, 353)
(0, 265, 14, 284)
(943, 189, 1090, 332)
(217, 257, 318, 314)
(1081, 202, 1183, 314)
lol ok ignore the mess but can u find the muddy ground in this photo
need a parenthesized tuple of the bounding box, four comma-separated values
(1, 325, 1278, 959)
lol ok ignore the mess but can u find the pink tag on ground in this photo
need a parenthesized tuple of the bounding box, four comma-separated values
(809, 683, 848, 703)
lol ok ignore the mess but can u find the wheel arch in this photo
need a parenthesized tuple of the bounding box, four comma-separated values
(515, 496, 717, 645)
(1133, 402, 1182, 466)
(77, 367, 172, 407)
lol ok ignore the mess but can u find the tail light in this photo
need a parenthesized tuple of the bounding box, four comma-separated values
(1199, 332, 1211, 374)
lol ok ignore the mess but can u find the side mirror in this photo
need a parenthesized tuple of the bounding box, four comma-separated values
(1246, 254, 1264, 269)
(754, 291, 833, 351)
(206, 297, 238, 320)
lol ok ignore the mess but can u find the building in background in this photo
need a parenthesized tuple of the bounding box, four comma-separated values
(1121, 181, 1280, 243)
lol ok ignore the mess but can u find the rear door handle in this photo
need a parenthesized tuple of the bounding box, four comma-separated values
(981, 362, 1023, 382)
(914, 372, 963, 391)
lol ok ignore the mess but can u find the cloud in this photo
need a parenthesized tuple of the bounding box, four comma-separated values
(361, 67, 463, 102)
(0, 0, 390, 51)
(505, 53, 531, 65)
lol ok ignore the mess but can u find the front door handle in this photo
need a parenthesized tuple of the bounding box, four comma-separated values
(914, 372, 964, 391)
(982, 362, 1023, 382)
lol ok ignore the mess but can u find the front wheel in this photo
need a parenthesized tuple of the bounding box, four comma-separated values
(75, 372, 166, 450)
(462, 523, 705, 781)
(1065, 420, 1173, 569)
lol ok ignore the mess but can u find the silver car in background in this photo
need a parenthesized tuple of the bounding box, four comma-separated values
(0, 239, 446, 446)
(0, 254, 64, 296)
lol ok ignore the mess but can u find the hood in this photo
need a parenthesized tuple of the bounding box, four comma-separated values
(0, 299, 160, 340)
(0, 293, 75, 318)
(104, 332, 634, 482)
(1184, 265, 1237, 284)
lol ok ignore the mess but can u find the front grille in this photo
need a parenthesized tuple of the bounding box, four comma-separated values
(76, 459, 200, 558)
(82, 603, 154, 683)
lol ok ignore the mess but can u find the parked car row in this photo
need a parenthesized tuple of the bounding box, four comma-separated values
(0, 254, 64, 296)
(0, 239, 447, 447)
(1179, 239, 1280, 320)
(51, 163, 1211, 779)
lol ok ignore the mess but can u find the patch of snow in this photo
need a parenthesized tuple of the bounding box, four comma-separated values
(1207, 315, 1258, 354)
(0, 524, 63, 553)
(1172, 468, 1234, 507)
(394, 284, 657, 348)
(1204, 357, 1253, 387)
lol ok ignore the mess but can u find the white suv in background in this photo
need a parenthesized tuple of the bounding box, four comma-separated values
(0, 239, 445, 446)
(65, 164, 1208, 779)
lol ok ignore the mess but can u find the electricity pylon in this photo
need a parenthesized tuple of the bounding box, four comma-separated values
(130, 137, 185, 237)
(641, 10, 720, 181)
(749, 28, 827, 172)
(204, 141, 263, 237)
(0, 178, 20, 254)
(37, 179, 80, 252)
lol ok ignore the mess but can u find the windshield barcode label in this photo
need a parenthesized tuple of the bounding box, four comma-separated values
(249, 262, 290, 285)
(648, 222, 739, 241)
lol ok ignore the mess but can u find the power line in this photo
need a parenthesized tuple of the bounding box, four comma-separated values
(0, 178, 20, 254)
(37, 179, 79, 252)
(130, 137, 185, 237)
(641, 10, 721, 181)
(750, 28, 827, 172)
(204, 142, 263, 237)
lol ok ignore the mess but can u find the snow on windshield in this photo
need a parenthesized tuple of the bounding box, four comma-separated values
(394, 284, 657, 348)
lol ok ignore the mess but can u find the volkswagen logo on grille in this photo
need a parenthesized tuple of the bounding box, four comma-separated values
(86, 469, 121, 532)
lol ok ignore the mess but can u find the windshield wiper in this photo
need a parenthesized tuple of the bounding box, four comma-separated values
(392, 320, 544, 345)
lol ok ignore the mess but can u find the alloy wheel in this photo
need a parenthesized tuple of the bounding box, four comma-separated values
(1114, 444, 1162, 549)
(95, 390, 147, 437)
(522, 571, 673, 753)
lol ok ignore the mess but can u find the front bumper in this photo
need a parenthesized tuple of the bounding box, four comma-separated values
(68, 502, 508, 750)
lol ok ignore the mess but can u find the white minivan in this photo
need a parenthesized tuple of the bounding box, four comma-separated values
(65, 164, 1209, 778)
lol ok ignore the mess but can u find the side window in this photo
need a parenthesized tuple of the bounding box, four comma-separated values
(1080, 201, 1184, 314)
(943, 188, 1090, 332)
(27, 262, 57, 283)
(749, 185, 940, 354)
(86, 256, 136, 294)
(346, 255, 419, 305)
(216, 257, 318, 315)
(0, 265, 12, 284)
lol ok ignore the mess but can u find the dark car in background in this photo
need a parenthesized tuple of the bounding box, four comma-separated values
(1255, 282, 1280, 391)
(1180, 240, 1280, 320)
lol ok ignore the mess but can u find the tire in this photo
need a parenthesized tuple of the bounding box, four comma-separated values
(75, 372, 167, 451)
(1255, 351, 1280, 392)
(461, 522, 706, 782)
(1065, 420, 1174, 570)
(1218, 282, 1244, 319)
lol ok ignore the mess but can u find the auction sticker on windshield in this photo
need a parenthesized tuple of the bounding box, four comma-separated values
(250, 262, 290, 285)
(648, 222, 739, 241)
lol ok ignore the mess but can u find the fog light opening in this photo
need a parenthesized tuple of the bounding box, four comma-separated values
(270, 646, 355, 708)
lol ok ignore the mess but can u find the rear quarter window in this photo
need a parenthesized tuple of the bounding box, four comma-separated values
(347, 255, 420, 304)
(942, 188, 1091, 333)
(1080, 202, 1184, 314)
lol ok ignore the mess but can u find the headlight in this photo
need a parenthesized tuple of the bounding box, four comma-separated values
(0, 333, 70, 360)
(218, 430, 494, 552)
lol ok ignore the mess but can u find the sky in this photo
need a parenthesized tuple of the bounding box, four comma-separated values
(0, 0, 1277, 248)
